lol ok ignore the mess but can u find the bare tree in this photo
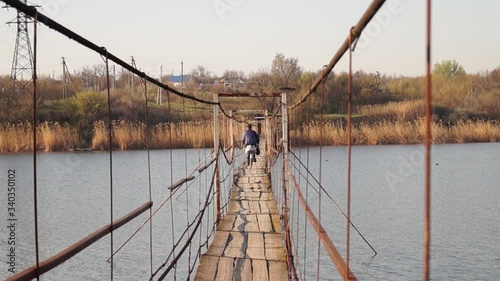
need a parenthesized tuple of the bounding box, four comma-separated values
(223, 69, 244, 80)
(271, 53, 302, 90)
(248, 69, 271, 93)
(248, 69, 279, 112)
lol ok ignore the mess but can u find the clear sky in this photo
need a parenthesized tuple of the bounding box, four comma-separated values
(1, 0, 499, 78)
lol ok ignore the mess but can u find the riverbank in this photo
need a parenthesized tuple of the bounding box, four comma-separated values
(1, 119, 499, 152)
(290, 119, 500, 145)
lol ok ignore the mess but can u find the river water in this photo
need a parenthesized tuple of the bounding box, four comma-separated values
(1, 143, 499, 280)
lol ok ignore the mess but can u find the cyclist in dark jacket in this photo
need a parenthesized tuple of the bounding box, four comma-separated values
(242, 124, 259, 146)
(242, 124, 259, 165)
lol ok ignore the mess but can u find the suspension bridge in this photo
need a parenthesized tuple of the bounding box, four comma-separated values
(2, 0, 435, 280)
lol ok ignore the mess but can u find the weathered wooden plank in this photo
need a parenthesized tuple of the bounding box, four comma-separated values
(246, 232, 265, 259)
(195, 255, 219, 281)
(245, 215, 260, 232)
(271, 214, 281, 233)
(228, 200, 242, 214)
(211, 231, 230, 247)
(236, 258, 253, 281)
(242, 201, 251, 214)
(266, 248, 287, 261)
(268, 202, 279, 213)
(264, 233, 283, 248)
(249, 200, 260, 213)
(196, 150, 290, 280)
(218, 214, 236, 231)
(215, 256, 234, 281)
(248, 191, 262, 199)
(224, 231, 246, 258)
(252, 260, 269, 281)
(205, 246, 225, 257)
(259, 220, 273, 233)
(268, 261, 288, 281)
(234, 214, 249, 232)
(260, 201, 271, 213)
(231, 190, 244, 200)
(257, 214, 271, 222)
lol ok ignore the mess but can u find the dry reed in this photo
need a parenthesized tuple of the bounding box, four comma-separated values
(357, 100, 425, 122)
(2, 118, 498, 153)
(92, 120, 219, 150)
(291, 119, 500, 145)
(0, 122, 78, 152)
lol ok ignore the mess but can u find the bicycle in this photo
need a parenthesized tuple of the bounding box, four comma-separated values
(245, 145, 257, 168)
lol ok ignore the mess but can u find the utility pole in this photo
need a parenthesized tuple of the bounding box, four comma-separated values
(131, 56, 137, 96)
(181, 59, 184, 91)
(94, 68, 98, 92)
(112, 64, 116, 95)
(157, 65, 163, 104)
(62, 57, 67, 99)
(61, 57, 76, 99)
(7, 0, 34, 97)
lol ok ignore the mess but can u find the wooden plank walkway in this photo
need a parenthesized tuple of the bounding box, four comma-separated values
(194, 152, 288, 281)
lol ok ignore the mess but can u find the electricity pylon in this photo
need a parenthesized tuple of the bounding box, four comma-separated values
(7, 0, 34, 96)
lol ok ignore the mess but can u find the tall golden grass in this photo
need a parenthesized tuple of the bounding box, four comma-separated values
(357, 100, 425, 122)
(0, 122, 78, 152)
(91, 120, 226, 150)
(291, 119, 500, 145)
(1, 118, 498, 152)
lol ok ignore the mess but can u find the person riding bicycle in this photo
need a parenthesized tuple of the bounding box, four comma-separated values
(242, 123, 259, 164)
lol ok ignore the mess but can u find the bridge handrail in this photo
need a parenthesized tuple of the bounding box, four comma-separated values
(7, 201, 152, 281)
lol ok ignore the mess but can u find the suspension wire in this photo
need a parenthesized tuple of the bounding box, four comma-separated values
(219, 142, 241, 165)
(32, 11, 40, 281)
(197, 147, 203, 266)
(292, 106, 301, 280)
(181, 96, 192, 280)
(142, 77, 154, 277)
(103, 48, 114, 281)
(107, 150, 213, 262)
(287, 151, 377, 255)
(315, 66, 326, 281)
(424, 0, 432, 280)
(217, 103, 246, 124)
(1, 0, 219, 106)
(146, 155, 219, 279)
(205, 146, 210, 251)
(346, 27, 357, 279)
(285, 165, 356, 280)
(151, 193, 212, 280)
(303, 96, 312, 280)
(154, 169, 217, 281)
(167, 91, 177, 280)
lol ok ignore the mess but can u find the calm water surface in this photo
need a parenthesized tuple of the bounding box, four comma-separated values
(1, 143, 499, 280)
(282, 143, 500, 281)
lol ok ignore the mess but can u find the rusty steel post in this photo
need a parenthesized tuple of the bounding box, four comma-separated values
(213, 93, 221, 225)
(424, 0, 432, 280)
(31, 11, 40, 281)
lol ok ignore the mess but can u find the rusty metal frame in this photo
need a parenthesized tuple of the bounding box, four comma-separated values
(218, 92, 282, 97)
(197, 158, 217, 173)
(7, 201, 153, 281)
(290, 0, 387, 110)
(285, 166, 356, 281)
(167, 176, 196, 191)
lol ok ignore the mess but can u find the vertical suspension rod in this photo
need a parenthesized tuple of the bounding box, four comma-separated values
(424, 0, 432, 280)
(32, 11, 40, 281)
